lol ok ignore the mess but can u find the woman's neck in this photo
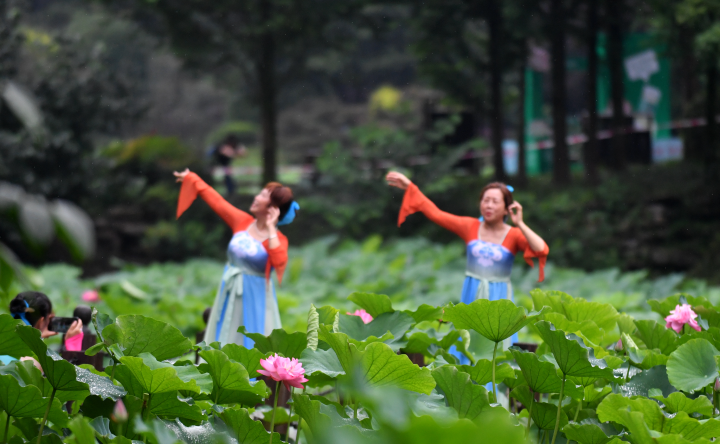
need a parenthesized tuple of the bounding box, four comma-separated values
(255, 215, 268, 231)
(482, 218, 505, 231)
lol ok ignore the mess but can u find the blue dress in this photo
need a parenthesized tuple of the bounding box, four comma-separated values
(203, 231, 282, 348)
(451, 227, 519, 369)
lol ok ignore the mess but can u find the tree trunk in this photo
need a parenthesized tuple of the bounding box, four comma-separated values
(488, 0, 506, 182)
(517, 61, 528, 187)
(550, 0, 570, 185)
(259, 0, 277, 184)
(607, 0, 625, 170)
(706, 64, 717, 166)
(584, 0, 599, 183)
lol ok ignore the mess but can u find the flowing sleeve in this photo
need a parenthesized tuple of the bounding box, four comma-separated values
(397, 182, 479, 243)
(177, 172, 254, 232)
(264, 232, 289, 285)
(504, 228, 549, 282)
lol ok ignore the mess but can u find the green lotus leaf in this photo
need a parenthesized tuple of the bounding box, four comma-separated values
(535, 321, 615, 379)
(510, 346, 566, 394)
(74, 366, 126, 401)
(634, 320, 679, 355)
(238, 327, 307, 359)
(114, 356, 199, 397)
(531, 290, 619, 332)
(662, 412, 720, 440)
(562, 419, 617, 444)
(0, 315, 32, 358)
(431, 365, 491, 422)
(292, 393, 375, 441)
(597, 393, 665, 431)
(147, 391, 204, 422)
(666, 339, 720, 393)
(316, 306, 339, 326)
(442, 299, 546, 343)
(405, 305, 444, 324)
(300, 347, 345, 381)
(621, 333, 669, 370)
(16, 325, 89, 392)
(529, 400, 567, 431)
(66, 416, 97, 444)
(219, 407, 281, 444)
(102, 315, 192, 361)
(583, 385, 612, 406)
(347, 292, 394, 317)
(676, 328, 720, 351)
(617, 365, 676, 398)
(221, 344, 267, 375)
(198, 349, 269, 406)
(456, 360, 515, 386)
(307, 304, 320, 351)
(360, 342, 436, 394)
(134, 417, 183, 444)
(318, 326, 361, 374)
(650, 391, 714, 416)
(172, 362, 213, 395)
(338, 311, 414, 348)
(0, 374, 68, 426)
(544, 312, 604, 346)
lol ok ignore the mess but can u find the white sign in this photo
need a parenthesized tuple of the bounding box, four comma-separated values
(624, 50, 659, 82)
(642, 84, 662, 105)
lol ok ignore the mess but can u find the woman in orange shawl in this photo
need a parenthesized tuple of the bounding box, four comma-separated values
(174, 169, 299, 347)
(386, 172, 548, 363)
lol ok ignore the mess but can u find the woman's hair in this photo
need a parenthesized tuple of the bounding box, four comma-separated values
(479, 182, 514, 209)
(264, 182, 294, 221)
(10, 291, 52, 327)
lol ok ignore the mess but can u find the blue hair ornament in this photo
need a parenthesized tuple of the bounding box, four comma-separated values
(506, 185, 514, 193)
(277, 201, 300, 226)
(11, 300, 31, 326)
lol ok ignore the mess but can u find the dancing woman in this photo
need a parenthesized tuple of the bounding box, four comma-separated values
(174, 169, 299, 348)
(386, 172, 548, 363)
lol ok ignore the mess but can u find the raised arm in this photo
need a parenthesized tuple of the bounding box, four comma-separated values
(386, 172, 478, 243)
(175, 169, 253, 232)
(507, 202, 549, 282)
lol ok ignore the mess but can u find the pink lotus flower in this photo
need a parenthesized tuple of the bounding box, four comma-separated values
(82, 290, 99, 302)
(111, 399, 128, 423)
(347, 309, 373, 324)
(665, 304, 701, 333)
(257, 354, 308, 390)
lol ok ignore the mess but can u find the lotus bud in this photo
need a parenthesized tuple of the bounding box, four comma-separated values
(112, 399, 128, 423)
(615, 339, 623, 351)
(715, 378, 720, 392)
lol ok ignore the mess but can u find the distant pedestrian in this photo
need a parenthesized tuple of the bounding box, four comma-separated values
(207, 134, 247, 196)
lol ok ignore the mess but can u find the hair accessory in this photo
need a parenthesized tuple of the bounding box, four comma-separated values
(506, 185, 514, 193)
(11, 300, 31, 326)
(277, 201, 300, 226)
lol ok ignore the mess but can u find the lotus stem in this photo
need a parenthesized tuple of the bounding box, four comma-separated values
(491, 341, 499, 401)
(296, 388, 306, 444)
(525, 393, 534, 438)
(141, 393, 150, 421)
(3, 413, 11, 444)
(573, 400, 582, 422)
(37, 387, 57, 444)
(551, 376, 566, 444)
(625, 363, 631, 381)
(285, 387, 294, 443)
(268, 381, 280, 444)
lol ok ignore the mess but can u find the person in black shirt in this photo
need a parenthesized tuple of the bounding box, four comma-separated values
(208, 134, 246, 196)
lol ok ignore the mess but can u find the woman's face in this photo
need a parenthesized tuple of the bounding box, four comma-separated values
(250, 188, 272, 215)
(33, 315, 50, 334)
(479, 188, 508, 223)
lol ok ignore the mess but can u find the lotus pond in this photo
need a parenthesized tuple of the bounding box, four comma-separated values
(2, 236, 720, 443)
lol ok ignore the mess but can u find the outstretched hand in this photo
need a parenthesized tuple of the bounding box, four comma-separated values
(173, 168, 190, 183)
(66, 319, 83, 340)
(508, 201, 523, 226)
(386, 171, 411, 190)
